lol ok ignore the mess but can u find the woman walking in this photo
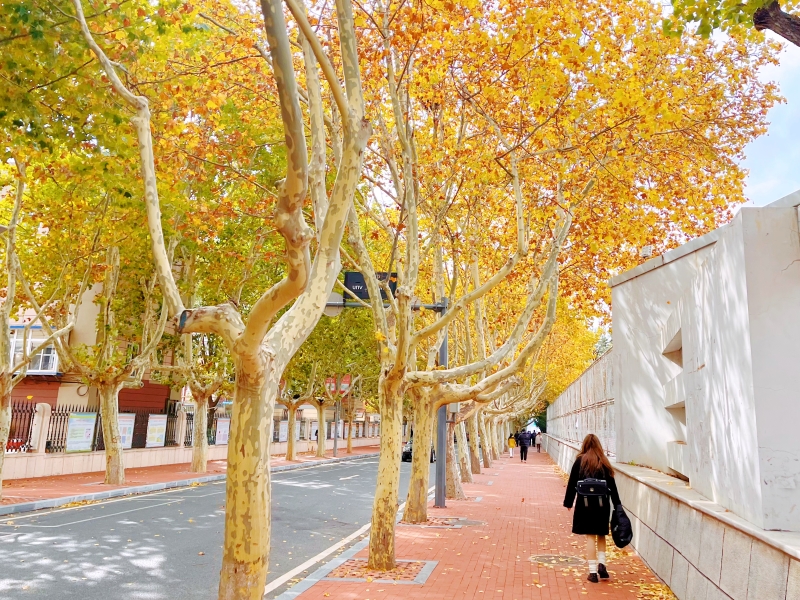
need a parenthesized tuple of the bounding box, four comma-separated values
(563, 434, 620, 583)
(507, 433, 517, 458)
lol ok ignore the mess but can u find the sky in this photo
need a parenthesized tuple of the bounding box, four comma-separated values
(741, 34, 800, 207)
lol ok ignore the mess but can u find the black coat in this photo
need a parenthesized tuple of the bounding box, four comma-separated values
(518, 431, 533, 447)
(563, 455, 621, 535)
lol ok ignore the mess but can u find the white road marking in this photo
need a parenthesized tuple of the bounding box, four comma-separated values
(264, 485, 434, 596)
(0, 500, 184, 528)
(263, 522, 371, 595)
(338, 475, 359, 480)
(0, 485, 204, 523)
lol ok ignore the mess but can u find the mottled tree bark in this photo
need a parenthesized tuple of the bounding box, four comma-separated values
(0, 391, 11, 500)
(368, 374, 403, 570)
(467, 411, 482, 474)
(479, 412, 493, 468)
(403, 390, 433, 523)
(99, 384, 125, 485)
(286, 403, 298, 461)
(455, 420, 472, 483)
(217, 360, 276, 600)
(191, 395, 210, 473)
(445, 422, 466, 499)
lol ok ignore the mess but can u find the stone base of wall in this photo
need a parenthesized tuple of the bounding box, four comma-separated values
(543, 434, 800, 600)
(3, 436, 379, 480)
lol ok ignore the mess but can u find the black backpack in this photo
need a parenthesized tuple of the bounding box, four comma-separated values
(576, 477, 608, 507)
(611, 504, 633, 548)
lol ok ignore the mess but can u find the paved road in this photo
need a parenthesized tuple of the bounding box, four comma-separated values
(0, 458, 434, 600)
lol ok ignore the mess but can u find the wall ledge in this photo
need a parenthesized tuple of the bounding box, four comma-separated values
(613, 461, 800, 562)
(544, 433, 800, 560)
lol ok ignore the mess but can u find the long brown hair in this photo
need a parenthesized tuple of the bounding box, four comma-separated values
(577, 434, 614, 478)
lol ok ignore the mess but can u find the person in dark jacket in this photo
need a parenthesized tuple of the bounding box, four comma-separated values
(563, 434, 621, 583)
(517, 430, 533, 462)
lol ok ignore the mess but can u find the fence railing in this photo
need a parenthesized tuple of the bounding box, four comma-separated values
(46, 405, 169, 454)
(46, 403, 83, 454)
(184, 408, 194, 447)
(5, 400, 36, 453)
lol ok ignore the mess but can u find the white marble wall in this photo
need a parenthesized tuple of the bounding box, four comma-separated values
(611, 201, 800, 532)
(544, 433, 800, 600)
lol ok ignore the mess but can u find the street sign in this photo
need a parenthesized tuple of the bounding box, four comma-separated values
(325, 374, 352, 395)
(343, 271, 397, 300)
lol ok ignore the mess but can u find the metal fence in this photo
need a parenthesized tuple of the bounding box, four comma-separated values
(164, 401, 180, 447)
(46, 403, 83, 453)
(5, 400, 36, 453)
(46, 405, 169, 454)
(184, 408, 194, 447)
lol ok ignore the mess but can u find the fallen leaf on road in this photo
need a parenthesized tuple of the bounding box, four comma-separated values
(198, 552, 205, 556)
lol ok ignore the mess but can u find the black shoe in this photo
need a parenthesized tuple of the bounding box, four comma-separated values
(598, 563, 609, 579)
(587, 573, 599, 583)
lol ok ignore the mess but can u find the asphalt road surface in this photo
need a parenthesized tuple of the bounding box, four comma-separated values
(0, 457, 434, 600)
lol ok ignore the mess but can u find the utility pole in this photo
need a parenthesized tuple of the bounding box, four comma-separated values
(333, 375, 340, 457)
(434, 298, 448, 508)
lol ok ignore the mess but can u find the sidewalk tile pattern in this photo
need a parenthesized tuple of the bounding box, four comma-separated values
(294, 452, 675, 599)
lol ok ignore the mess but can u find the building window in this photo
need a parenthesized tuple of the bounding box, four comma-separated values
(10, 329, 59, 375)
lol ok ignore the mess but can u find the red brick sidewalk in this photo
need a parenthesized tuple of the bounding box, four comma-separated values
(1, 445, 379, 506)
(296, 450, 674, 600)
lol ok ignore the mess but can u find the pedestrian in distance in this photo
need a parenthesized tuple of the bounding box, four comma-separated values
(518, 430, 532, 462)
(563, 434, 621, 584)
(535, 431, 543, 453)
(507, 433, 517, 458)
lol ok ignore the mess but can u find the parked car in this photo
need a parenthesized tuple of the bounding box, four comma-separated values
(401, 439, 435, 463)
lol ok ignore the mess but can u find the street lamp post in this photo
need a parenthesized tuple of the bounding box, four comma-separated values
(325, 281, 450, 508)
(434, 299, 448, 509)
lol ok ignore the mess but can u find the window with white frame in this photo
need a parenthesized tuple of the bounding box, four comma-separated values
(10, 329, 59, 374)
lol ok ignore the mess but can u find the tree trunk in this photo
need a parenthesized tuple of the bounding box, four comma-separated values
(754, 1, 800, 47)
(445, 422, 466, 500)
(455, 420, 472, 483)
(315, 402, 326, 458)
(490, 419, 499, 460)
(479, 412, 493, 468)
(99, 383, 125, 485)
(347, 414, 354, 453)
(403, 391, 433, 524)
(286, 403, 297, 461)
(0, 392, 11, 500)
(467, 411, 482, 474)
(367, 374, 403, 570)
(218, 361, 276, 600)
(191, 395, 209, 473)
(491, 420, 500, 460)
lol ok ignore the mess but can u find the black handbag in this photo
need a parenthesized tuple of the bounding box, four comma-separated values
(611, 504, 633, 548)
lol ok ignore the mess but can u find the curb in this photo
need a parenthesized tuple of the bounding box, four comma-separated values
(0, 451, 379, 517)
(270, 488, 435, 599)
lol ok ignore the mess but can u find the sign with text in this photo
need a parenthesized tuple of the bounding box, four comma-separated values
(66, 413, 97, 453)
(278, 420, 288, 442)
(145, 414, 167, 448)
(118, 413, 136, 450)
(215, 418, 230, 445)
(343, 271, 397, 301)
